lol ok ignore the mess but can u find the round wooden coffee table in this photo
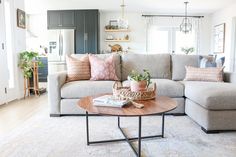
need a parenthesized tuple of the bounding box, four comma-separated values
(78, 95, 177, 157)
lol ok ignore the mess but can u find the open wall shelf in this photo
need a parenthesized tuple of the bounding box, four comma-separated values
(105, 29, 131, 32)
(105, 39, 130, 42)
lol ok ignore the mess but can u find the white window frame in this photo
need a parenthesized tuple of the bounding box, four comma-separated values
(147, 26, 198, 54)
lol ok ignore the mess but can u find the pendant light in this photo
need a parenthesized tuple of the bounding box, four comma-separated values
(121, 0, 125, 19)
(180, 2, 192, 34)
(118, 0, 129, 29)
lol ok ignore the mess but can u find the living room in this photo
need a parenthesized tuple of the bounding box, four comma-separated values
(0, 0, 236, 156)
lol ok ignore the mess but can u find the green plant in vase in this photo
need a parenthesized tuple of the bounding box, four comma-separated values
(181, 47, 195, 55)
(18, 51, 43, 79)
(128, 69, 151, 92)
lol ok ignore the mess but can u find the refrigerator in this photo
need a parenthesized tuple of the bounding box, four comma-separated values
(47, 29, 74, 74)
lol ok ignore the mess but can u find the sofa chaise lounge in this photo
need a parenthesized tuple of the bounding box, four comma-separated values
(48, 54, 236, 133)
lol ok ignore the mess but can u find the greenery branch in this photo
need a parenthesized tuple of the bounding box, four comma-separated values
(181, 47, 195, 55)
(18, 51, 43, 78)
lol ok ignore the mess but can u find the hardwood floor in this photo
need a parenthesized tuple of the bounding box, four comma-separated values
(0, 94, 47, 135)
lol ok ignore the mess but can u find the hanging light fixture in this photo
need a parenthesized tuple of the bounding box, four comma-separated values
(118, 0, 129, 29)
(180, 2, 192, 34)
(121, 0, 125, 19)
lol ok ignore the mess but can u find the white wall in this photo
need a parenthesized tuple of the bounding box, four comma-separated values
(12, 0, 26, 99)
(211, 2, 236, 71)
(100, 12, 147, 53)
(26, 13, 47, 53)
(199, 15, 212, 54)
(100, 11, 211, 54)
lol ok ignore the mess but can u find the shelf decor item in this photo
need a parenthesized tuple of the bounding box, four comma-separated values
(106, 34, 114, 40)
(118, 18, 129, 29)
(128, 69, 151, 92)
(112, 82, 156, 101)
(109, 44, 123, 52)
(105, 20, 119, 30)
(124, 34, 129, 40)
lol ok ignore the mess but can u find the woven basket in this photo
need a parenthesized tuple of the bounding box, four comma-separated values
(112, 82, 156, 101)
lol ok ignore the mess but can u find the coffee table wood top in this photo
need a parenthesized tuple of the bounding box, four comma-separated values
(78, 94, 177, 116)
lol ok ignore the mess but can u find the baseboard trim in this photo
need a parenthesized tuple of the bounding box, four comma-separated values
(50, 114, 61, 117)
(169, 113, 186, 116)
(201, 127, 220, 134)
(201, 127, 236, 134)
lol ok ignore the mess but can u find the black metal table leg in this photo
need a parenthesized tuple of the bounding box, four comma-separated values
(138, 116, 142, 157)
(162, 113, 165, 138)
(86, 114, 166, 157)
(86, 111, 89, 145)
(118, 116, 120, 128)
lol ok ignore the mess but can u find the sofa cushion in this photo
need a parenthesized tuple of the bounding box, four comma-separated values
(123, 79, 184, 97)
(121, 54, 171, 81)
(184, 81, 236, 110)
(184, 66, 224, 82)
(61, 81, 115, 99)
(72, 54, 121, 80)
(89, 55, 119, 81)
(66, 55, 90, 82)
(172, 55, 199, 81)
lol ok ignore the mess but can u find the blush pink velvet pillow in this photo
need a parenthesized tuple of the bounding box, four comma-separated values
(89, 55, 119, 81)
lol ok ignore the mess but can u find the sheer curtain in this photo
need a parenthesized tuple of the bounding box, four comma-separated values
(145, 16, 202, 55)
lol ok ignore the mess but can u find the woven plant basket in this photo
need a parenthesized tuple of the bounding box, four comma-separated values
(113, 82, 156, 101)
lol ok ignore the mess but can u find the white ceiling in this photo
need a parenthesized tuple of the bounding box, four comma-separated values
(25, 0, 236, 14)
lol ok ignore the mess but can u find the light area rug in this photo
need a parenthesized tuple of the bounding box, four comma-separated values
(0, 109, 236, 157)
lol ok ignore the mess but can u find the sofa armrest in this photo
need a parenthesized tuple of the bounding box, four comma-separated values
(48, 71, 67, 115)
(224, 72, 236, 83)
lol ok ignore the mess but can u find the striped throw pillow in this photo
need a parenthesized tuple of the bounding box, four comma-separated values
(66, 55, 90, 82)
(185, 66, 224, 82)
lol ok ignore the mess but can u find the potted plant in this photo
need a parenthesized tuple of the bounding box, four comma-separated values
(18, 51, 43, 79)
(128, 69, 151, 92)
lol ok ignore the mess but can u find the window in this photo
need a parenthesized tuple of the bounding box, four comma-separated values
(147, 26, 197, 54)
(175, 29, 196, 54)
(147, 27, 170, 54)
(4, 0, 14, 88)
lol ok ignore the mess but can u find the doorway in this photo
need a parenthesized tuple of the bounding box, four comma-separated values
(0, 0, 18, 105)
(0, 0, 8, 105)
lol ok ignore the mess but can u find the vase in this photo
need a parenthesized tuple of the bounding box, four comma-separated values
(130, 80, 147, 92)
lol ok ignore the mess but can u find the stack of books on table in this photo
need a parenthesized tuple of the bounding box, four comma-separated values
(93, 95, 129, 108)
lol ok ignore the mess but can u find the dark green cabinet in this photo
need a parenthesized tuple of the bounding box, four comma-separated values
(75, 11, 85, 53)
(75, 10, 99, 54)
(47, 11, 61, 28)
(84, 10, 98, 53)
(47, 10, 75, 29)
(38, 57, 48, 82)
(47, 9, 99, 54)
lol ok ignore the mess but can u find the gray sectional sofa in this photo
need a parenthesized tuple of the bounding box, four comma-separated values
(48, 54, 236, 133)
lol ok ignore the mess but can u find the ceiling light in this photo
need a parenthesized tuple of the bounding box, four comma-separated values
(180, 2, 192, 34)
(118, 0, 128, 29)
